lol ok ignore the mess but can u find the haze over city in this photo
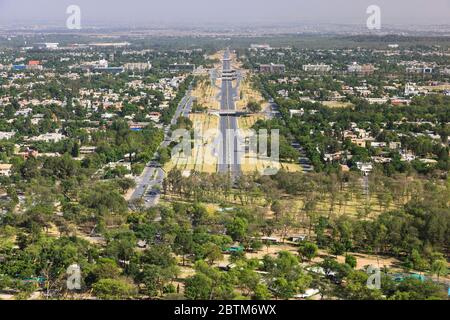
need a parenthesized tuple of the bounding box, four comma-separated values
(1, 0, 450, 28)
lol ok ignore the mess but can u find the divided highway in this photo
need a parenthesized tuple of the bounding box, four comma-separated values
(218, 49, 241, 178)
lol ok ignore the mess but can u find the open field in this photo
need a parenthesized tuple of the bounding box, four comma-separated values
(236, 77, 265, 111)
(191, 77, 220, 110)
(238, 113, 266, 129)
(420, 84, 450, 91)
(322, 101, 354, 108)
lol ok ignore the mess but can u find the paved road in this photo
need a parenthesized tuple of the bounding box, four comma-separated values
(130, 84, 194, 207)
(218, 49, 241, 178)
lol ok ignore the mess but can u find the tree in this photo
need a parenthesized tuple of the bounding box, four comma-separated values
(71, 141, 80, 157)
(253, 283, 272, 300)
(184, 273, 213, 300)
(174, 228, 194, 266)
(226, 217, 248, 242)
(246, 100, 262, 113)
(92, 278, 137, 300)
(159, 147, 171, 165)
(345, 255, 357, 269)
(86, 258, 122, 286)
(115, 178, 136, 194)
(298, 242, 318, 262)
(430, 259, 448, 281)
(202, 243, 223, 266)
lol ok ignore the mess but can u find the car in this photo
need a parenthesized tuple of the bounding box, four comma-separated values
(148, 161, 162, 168)
(148, 190, 160, 196)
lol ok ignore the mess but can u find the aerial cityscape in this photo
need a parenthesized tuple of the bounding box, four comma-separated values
(0, 0, 448, 306)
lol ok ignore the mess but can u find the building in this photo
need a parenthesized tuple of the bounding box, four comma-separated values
(406, 66, 434, 74)
(356, 162, 373, 176)
(124, 62, 152, 72)
(28, 133, 65, 143)
(302, 64, 332, 73)
(347, 63, 375, 75)
(259, 63, 285, 74)
(0, 164, 12, 177)
(44, 43, 59, 49)
(0, 132, 15, 140)
(366, 98, 389, 104)
(26, 60, 43, 71)
(79, 146, 97, 155)
(12, 65, 26, 71)
(93, 67, 124, 74)
(405, 83, 419, 96)
(250, 44, 271, 50)
(169, 64, 195, 73)
(290, 109, 304, 118)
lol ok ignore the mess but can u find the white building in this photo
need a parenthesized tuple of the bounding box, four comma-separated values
(302, 64, 332, 73)
(0, 164, 12, 177)
(356, 162, 373, 176)
(28, 133, 65, 143)
(124, 62, 152, 72)
(0, 132, 15, 140)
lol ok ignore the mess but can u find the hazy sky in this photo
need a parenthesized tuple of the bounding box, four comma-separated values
(1, 0, 450, 27)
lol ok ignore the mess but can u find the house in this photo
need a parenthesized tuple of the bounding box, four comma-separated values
(124, 62, 151, 72)
(302, 64, 331, 73)
(0, 164, 12, 177)
(288, 235, 307, 243)
(290, 109, 304, 118)
(259, 63, 285, 74)
(356, 162, 373, 176)
(79, 146, 97, 155)
(352, 138, 367, 148)
(260, 236, 280, 243)
(348, 63, 375, 75)
(0, 132, 15, 140)
(169, 64, 195, 73)
(28, 133, 65, 143)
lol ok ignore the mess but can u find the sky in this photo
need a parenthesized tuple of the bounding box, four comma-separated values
(0, 0, 450, 27)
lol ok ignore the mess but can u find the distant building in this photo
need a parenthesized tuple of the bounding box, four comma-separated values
(259, 63, 285, 74)
(289, 109, 304, 118)
(44, 43, 59, 49)
(406, 66, 434, 74)
(26, 60, 43, 71)
(169, 63, 195, 73)
(0, 132, 15, 140)
(124, 62, 152, 72)
(366, 97, 389, 104)
(302, 64, 332, 73)
(93, 67, 124, 74)
(12, 65, 26, 71)
(404, 83, 419, 96)
(79, 146, 97, 155)
(250, 44, 271, 50)
(356, 162, 373, 176)
(347, 63, 375, 75)
(28, 133, 65, 143)
(0, 164, 12, 177)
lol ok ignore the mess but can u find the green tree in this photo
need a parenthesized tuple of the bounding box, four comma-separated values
(298, 242, 318, 262)
(92, 278, 137, 300)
